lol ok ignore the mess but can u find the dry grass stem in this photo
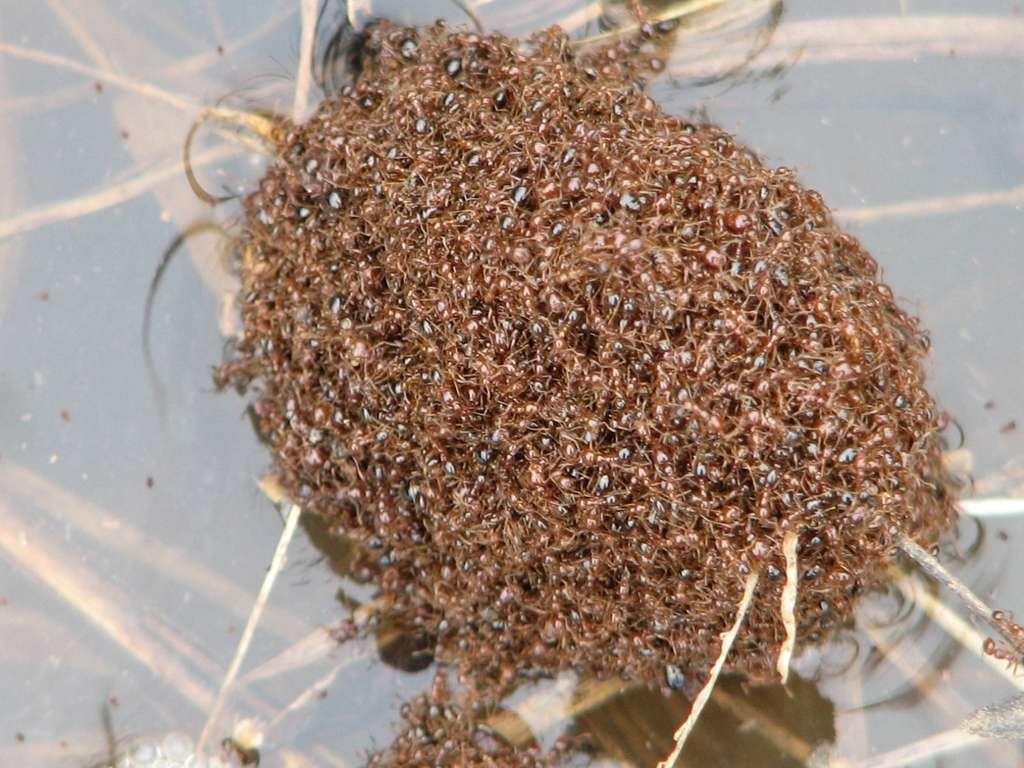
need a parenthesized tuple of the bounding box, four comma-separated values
(894, 570, 1024, 693)
(838, 184, 1024, 225)
(46, 0, 114, 69)
(205, 106, 286, 149)
(184, 108, 281, 205)
(0, 64, 19, 313)
(4, 605, 114, 671)
(967, 457, 1024, 498)
(0, 41, 195, 110)
(0, 143, 241, 240)
(240, 626, 353, 684)
(197, 503, 303, 754)
(897, 536, 1012, 644)
(859, 618, 968, 720)
(851, 727, 986, 768)
(658, 571, 760, 768)
(164, 6, 298, 77)
(898, 540, 979, 616)
(776, 529, 799, 683)
(348, 0, 372, 30)
(551, 2, 605, 35)
(267, 660, 350, 730)
(0, 82, 92, 117)
(293, 0, 319, 121)
(134, 4, 208, 49)
(787, 14, 1024, 60)
(258, 473, 289, 505)
(667, 15, 1024, 79)
(137, 613, 278, 723)
(959, 497, 1024, 518)
(2, 8, 296, 117)
(451, 0, 486, 33)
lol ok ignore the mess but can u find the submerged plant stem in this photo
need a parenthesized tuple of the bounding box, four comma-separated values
(838, 184, 1024, 224)
(197, 503, 303, 754)
(897, 535, 1011, 645)
(0, 41, 195, 110)
(0, 499, 214, 711)
(960, 497, 1024, 518)
(894, 568, 1024, 692)
(45, 0, 113, 70)
(0, 143, 240, 240)
(852, 727, 985, 768)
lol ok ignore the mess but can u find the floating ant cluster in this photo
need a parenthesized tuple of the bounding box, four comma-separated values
(219, 13, 954, 764)
(365, 674, 571, 767)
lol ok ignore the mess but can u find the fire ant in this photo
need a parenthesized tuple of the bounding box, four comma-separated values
(982, 610, 1024, 675)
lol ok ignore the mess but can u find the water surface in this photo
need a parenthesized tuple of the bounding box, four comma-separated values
(1, 1, 1022, 766)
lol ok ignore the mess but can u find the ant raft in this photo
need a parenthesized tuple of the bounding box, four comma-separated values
(199, 2, 963, 765)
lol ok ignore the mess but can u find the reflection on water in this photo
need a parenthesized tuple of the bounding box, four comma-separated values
(1, 1, 1022, 766)
(571, 675, 834, 767)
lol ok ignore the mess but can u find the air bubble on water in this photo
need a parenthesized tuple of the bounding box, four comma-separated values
(131, 742, 159, 765)
(161, 732, 193, 760)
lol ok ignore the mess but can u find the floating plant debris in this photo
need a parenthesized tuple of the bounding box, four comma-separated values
(962, 693, 1024, 740)
(219, 9, 954, 739)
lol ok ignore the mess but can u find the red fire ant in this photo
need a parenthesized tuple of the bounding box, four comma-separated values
(982, 610, 1024, 675)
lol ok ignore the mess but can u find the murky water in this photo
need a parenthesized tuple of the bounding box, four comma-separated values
(1, 1, 1022, 766)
